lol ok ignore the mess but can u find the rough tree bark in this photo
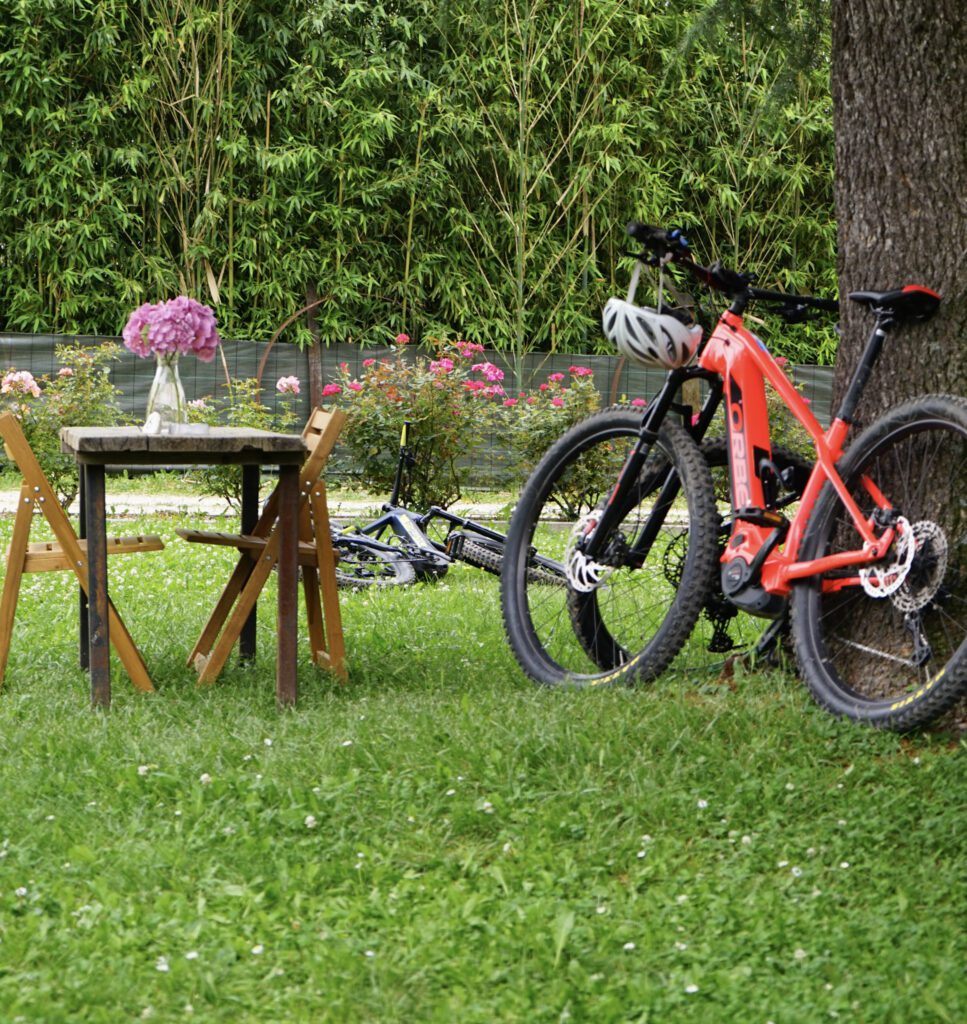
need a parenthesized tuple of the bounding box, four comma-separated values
(831, 0, 967, 422)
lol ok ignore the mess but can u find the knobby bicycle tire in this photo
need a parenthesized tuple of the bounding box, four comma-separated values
(453, 534, 504, 576)
(500, 406, 718, 688)
(451, 531, 564, 585)
(791, 394, 967, 730)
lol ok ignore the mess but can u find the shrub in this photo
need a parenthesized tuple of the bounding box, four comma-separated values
(326, 336, 505, 509)
(187, 377, 301, 508)
(0, 345, 125, 505)
(498, 365, 601, 486)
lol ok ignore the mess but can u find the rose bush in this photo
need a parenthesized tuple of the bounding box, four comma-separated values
(497, 365, 601, 483)
(187, 377, 302, 508)
(325, 337, 506, 509)
(0, 345, 124, 505)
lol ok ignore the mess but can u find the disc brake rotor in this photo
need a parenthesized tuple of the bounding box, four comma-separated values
(859, 516, 915, 598)
(564, 513, 615, 593)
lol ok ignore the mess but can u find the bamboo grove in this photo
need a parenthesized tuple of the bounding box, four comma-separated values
(0, 0, 836, 370)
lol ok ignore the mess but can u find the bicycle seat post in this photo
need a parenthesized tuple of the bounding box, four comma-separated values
(833, 313, 892, 426)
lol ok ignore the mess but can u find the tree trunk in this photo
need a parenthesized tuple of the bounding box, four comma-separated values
(831, 0, 967, 424)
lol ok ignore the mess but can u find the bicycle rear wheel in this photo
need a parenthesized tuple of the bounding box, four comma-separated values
(792, 395, 967, 729)
(331, 534, 417, 589)
(500, 407, 718, 688)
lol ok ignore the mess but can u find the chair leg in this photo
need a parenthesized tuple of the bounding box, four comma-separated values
(186, 553, 258, 668)
(105, 599, 156, 693)
(302, 566, 327, 664)
(0, 489, 33, 687)
(310, 485, 347, 683)
(196, 540, 279, 686)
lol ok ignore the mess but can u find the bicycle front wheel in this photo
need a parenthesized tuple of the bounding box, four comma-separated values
(792, 394, 967, 729)
(500, 407, 718, 688)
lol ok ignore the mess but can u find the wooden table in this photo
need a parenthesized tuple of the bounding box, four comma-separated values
(60, 426, 307, 707)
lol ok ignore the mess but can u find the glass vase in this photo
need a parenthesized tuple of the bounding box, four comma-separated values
(145, 352, 187, 430)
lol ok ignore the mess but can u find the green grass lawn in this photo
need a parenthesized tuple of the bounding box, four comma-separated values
(0, 511, 963, 1022)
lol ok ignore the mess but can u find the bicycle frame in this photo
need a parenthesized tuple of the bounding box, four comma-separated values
(698, 308, 898, 600)
(341, 420, 520, 575)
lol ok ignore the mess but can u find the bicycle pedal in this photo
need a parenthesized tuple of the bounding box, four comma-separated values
(733, 506, 789, 530)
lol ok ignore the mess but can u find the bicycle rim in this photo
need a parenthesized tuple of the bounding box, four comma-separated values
(501, 407, 718, 687)
(332, 537, 416, 588)
(792, 395, 967, 729)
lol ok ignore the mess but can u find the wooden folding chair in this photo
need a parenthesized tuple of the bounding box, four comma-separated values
(175, 406, 348, 686)
(0, 412, 163, 691)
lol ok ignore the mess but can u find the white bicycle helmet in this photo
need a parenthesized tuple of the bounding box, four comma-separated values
(602, 297, 702, 369)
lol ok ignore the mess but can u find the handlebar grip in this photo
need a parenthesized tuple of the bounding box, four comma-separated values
(626, 222, 690, 254)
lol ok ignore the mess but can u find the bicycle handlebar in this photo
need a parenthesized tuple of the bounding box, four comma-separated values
(625, 221, 839, 317)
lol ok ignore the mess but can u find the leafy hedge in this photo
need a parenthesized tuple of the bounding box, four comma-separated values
(0, 0, 835, 365)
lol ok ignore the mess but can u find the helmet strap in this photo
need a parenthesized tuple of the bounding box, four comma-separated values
(655, 253, 673, 313)
(626, 260, 643, 304)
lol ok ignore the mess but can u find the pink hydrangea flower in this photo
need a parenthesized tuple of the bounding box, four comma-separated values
(321, 383, 342, 397)
(1, 370, 40, 397)
(569, 365, 593, 377)
(122, 296, 219, 362)
(276, 375, 301, 395)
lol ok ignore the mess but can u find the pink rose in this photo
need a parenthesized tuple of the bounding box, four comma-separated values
(394, 333, 410, 346)
(275, 375, 301, 395)
(551, 397, 564, 407)
(321, 383, 342, 397)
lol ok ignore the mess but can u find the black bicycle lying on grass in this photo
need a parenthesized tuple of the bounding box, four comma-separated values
(330, 421, 564, 589)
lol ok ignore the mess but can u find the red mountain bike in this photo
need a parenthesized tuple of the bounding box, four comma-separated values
(500, 222, 967, 730)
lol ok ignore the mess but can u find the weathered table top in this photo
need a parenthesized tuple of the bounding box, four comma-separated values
(60, 426, 307, 466)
